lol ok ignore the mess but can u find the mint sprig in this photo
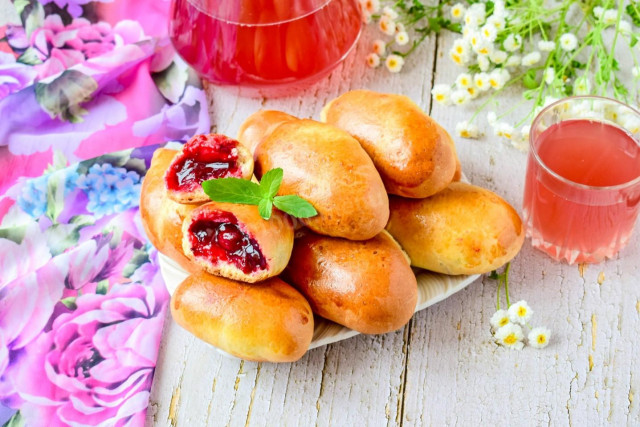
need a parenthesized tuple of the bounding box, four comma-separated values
(202, 168, 317, 220)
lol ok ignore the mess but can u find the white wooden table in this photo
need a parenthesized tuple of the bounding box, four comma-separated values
(146, 25, 640, 426)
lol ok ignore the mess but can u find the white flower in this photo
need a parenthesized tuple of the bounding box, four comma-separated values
(508, 300, 533, 324)
(395, 31, 410, 46)
(494, 121, 515, 139)
(490, 50, 507, 64)
(451, 89, 471, 105)
(603, 9, 618, 26)
(379, 15, 396, 36)
(528, 327, 551, 349)
(481, 24, 498, 43)
(382, 5, 399, 19)
(361, 11, 372, 24)
(559, 33, 578, 51)
(456, 120, 480, 138)
(543, 67, 555, 84)
(456, 73, 473, 89)
(451, 3, 466, 21)
(361, 0, 380, 14)
(486, 15, 506, 31)
(385, 54, 404, 72)
(464, 6, 485, 28)
(621, 115, 640, 134)
(488, 69, 509, 89)
(618, 20, 631, 35)
(372, 39, 386, 56)
(574, 75, 591, 95)
(366, 53, 381, 68)
(593, 6, 604, 19)
(521, 51, 541, 67)
(473, 40, 493, 56)
(395, 22, 406, 33)
(503, 34, 522, 52)
(519, 124, 531, 142)
(466, 86, 480, 99)
(490, 309, 510, 329)
(474, 72, 491, 91)
(495, 323, 524, 350)
(538, 40, 556, 52)
(478, 55, 490, 71)
(449, 48, 469, 66)
(633, 66, 640, 79)
(452, 39, 470, 57)
(505, 54, 521, 68)
(468, 31, 481, 49)
(487, 111, 498, 125)
(431, 84, 452, 105)
(492, 0, 506, 17)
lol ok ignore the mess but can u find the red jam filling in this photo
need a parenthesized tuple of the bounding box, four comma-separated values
(166, 134, 242, 192)
(188, 211, 267, 274)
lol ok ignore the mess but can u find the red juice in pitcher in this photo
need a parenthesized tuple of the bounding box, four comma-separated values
(169, 0, 362, 95)
(522, 118, 640, 263)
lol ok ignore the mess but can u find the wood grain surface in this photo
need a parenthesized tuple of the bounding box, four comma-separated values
(146, 22, 640, 427)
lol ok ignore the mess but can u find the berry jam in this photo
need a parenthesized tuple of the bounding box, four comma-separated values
(188, 211, 267, 274)
(166, 134, 242, 193)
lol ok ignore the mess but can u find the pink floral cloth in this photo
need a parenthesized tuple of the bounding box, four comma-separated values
(0, 0, 210, 425)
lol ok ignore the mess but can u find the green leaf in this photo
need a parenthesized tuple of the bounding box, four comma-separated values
(24, 1, 44, 38)
(13, 0, 30, 15)
(626, 3, 640, 26)
(60, 297, 77, 310)
(69, 214, 95, 227)
(0, 226, 27, 244)
(259, 168, 283, 199)
(45, 223, 82, 256)
(202, 178, 262, 205)
(16, 47, 43, 65)
(523, 69, 538, 89)
(45, 173, 65, 223)
(122, 249, 150, 278)
(152, 61, 188, 104)
(631, 33, 638, 48)
(96, 280, 109, 295)
(258, 198, 273, 220)
(35, 70, 98, 122)
(273, 195, 317, 218)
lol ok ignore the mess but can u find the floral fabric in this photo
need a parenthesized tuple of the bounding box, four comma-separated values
(0, 0, 210, 425)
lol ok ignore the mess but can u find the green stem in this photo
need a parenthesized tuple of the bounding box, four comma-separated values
(503, 262, 511, 307)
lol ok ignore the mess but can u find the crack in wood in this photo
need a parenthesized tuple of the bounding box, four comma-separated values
(397, 317, 413, 426)
(314, 346, 331, 427)
(244, 363, 262, 427)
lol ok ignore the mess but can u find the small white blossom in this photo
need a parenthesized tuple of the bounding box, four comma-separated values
(366, 53, 381, 68)
(481, 24, 498, 43)
(522, 51, 541, 67)
(464, 5, 485, 28)
(603, 9, 618, 26)
(466, 86, 480, 99)
(490, 309, 510, 329)
(520, 124, 531, 142)
(385, 54, 404, 72)
(478, 55, 490, 71)
(395, 22, 406, 33)
(451, 89, 471, 105)
(543, 67, 555, 84)
(456, 120, 480, 138)
(593, 6, 604, 19)
(382, 5, 399, 19)
(361, 0, 380, 14)
(451, 3, 466, 21)
(431, 84, 452, 105)
(379, 15, 396, 36)
(508, 300, 533, 324)
(495, 323, 524, 350)
(372, 39, 386, 56)
(486, 15, 506, 31)
(494, 121, 515, 139)
(574, 75, 591, 95)
(452, 38, 471, 57)
(488, 69, 509, 89)
(528, 327, 551, 349)
(618, 20, 632, 35)
(456, 72, 473, 89)
(621, 115, 640, 134)
(490, 50, 508, 64)
(538, 40, 556, 52)
(503, 34, 522, 52)
(633, 66, 640, 79)
(473, 40, 493, 56)
(560, 33, 578, 51)
(449, 48, 469, 66)
(487, 111, 498, 125)
(395, 31, 410, 46)
(492, 0, 506, 17)
(361, 11, 372, 24)
(505, 54, 521, 68)
(474, 72, 490, 91)
(469, 32, 481, 49)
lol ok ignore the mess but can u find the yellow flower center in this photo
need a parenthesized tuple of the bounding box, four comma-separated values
(504, 334, 517, 345)
(499, 317, 509, 327)
(456, 46, 464, 54)
(537, 335, 547, 344)
(436, 94, 445, 101)
(461, 130, 470, 137)
(517, 307, 527, 317)
(451, 54, 462, 64)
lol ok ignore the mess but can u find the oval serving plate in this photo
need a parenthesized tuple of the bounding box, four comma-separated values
(158, 253, 481, 353)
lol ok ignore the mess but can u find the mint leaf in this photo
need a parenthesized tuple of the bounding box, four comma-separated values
(202, 178, 262, 204)
(259, 167, 283, 199)
(258, 198, 273, 220)
(273, 195, 317, 218)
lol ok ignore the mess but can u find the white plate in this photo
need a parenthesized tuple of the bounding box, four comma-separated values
(158, 253, 481, 354)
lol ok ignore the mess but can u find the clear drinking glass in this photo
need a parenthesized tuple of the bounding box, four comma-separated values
(169, 0, 362, 96)
(522, 96, 640, 264)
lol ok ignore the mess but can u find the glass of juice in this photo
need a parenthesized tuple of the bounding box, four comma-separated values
(168, 0, 363, 96)
(522, 96, 640, 264)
